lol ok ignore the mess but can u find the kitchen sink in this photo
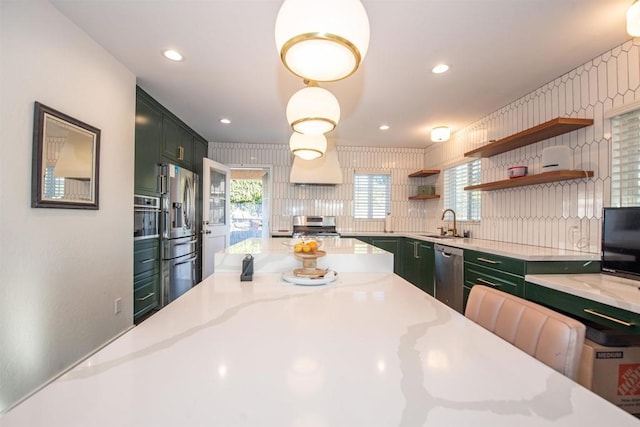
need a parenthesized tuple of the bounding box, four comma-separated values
(418, 234, 460, 239)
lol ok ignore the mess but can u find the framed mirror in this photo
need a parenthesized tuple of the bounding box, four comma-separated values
(32, 102, 100, 209)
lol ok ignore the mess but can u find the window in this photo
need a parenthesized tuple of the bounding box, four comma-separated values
(443, 160, 481, 221)
(611, 108, 640, 207)
(354, 173, 390, 219)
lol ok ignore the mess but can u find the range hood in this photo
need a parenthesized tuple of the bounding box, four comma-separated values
(290, 140, 343, 185)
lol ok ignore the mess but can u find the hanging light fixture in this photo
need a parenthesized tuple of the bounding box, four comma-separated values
(275, 0, 370, 82)
(286, 82, 340, 135)
(628, 1, 640, 37)
(431, 126, 451, 142)
(289, 132, 327, 160)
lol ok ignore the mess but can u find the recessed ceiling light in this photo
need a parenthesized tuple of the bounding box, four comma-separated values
(432, 64, 449, 74)
(219, 118, 231, 124)
(163, 49, 183, 61)
(379, 124, 390, 130)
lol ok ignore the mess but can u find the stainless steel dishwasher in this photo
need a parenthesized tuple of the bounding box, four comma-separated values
(434, 243, 464, 313)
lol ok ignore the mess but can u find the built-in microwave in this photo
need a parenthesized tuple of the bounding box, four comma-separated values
(134, 195, 160, 240)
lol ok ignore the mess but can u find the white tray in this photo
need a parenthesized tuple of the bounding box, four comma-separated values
(281, 270, 337, 286)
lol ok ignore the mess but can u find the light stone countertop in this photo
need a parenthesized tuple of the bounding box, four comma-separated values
(526, 273, 640, 315)
(271, 231, 600, 262)
(2, 270, 638, 426)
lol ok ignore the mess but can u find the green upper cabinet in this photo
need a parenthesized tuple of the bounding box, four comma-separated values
(134, 92, 162, 196)
(162, 114, 194, 168)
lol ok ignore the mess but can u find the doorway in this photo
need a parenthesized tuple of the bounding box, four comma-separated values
(229, 166, 271, 245)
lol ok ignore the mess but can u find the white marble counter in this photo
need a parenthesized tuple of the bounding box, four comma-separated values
(215, 237, 393, 274)
(2, 270, 638, 426)
(347, 232, 600, 262)
(271, 230, 599, 261)
(526, 273, 640, 315)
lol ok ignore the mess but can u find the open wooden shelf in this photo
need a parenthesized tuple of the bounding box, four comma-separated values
(409, 194, 441, 200)
(464, 170, 594, 191)
(408, 169, 440, 177)
(464, 117, 593, 158)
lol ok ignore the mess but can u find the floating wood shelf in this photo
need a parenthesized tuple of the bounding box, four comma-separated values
(464, 170, 594, 191)
(408, 169, 440, 177)
(409, 194, 441, 200)
(464, 118, 594, 158)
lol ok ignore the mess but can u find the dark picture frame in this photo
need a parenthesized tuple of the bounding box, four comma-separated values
(32, 102, 100, 209)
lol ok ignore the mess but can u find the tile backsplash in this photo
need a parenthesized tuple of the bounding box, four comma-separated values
(212, 39, 639, 253)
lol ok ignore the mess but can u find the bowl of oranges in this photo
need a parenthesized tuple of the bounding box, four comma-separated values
(283, 238, 326, 277)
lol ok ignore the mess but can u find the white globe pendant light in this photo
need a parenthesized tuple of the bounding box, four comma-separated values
(289, 132, 327, 160)
(286, 84, 340, 135)
(275, 0, 370, 82)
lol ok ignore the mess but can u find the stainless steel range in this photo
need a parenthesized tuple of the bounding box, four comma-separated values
(292, 216, 340, 237)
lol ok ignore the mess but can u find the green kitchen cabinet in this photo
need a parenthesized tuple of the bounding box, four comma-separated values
(162, 114, 194, 168)
(133, 238, 161, 322)
(371, 237, 403, 275)
(402, 238, 435, 295)
(354, 236, 402, 275)
(463, 249, 601, 312)
(134, 91, 162, 196)
(526, 282, 640, 336)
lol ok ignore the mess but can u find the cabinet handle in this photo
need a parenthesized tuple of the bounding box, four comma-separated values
(178, 145, 184, 160)
(476, 278, 499, 287)
(140, 258, 156, 264)
(477, 257, 500, 264)
(414, 242, 419, 258)
(136, 292, 155, 301)
(583, 308, 634, 327)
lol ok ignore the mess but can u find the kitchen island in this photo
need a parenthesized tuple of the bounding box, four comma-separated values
(2, 239, 637, 426)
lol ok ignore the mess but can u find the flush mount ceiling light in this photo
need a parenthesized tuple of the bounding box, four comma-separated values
(219, 118, 231, 124)
(286, 82, 340, 135)
(431, 126, 451, 142)
(432, 64, 449, 74)
(275, 0, 370, 82)
(379, 124, 390, 131)
(628, 1, 640, 36)
(162, 49, 183, 61)
(289, 132, 327, 160)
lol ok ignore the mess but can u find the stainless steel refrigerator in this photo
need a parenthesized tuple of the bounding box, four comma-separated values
(160, 163, 198, 306)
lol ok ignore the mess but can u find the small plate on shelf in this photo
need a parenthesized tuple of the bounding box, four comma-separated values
(282, 270, 337, 286)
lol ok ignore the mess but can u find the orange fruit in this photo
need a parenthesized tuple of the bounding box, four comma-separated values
(307, 241, 318, 249)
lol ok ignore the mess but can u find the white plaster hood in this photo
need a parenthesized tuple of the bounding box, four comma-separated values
(290, 140, 343, 185)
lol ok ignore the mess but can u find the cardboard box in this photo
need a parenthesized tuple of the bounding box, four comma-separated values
(579, 339, 640, 416)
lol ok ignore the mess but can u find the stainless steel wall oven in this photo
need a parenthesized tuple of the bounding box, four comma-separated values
(133, 195, 160, 240)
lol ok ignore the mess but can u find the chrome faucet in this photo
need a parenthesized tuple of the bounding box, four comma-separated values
(441, 208, 457, 236)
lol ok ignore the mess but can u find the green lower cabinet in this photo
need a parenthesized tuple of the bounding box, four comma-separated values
(462, 249, 600, 312)
(526, 282, 640, 336)
(370, 237, 402, 275)
(354, 236, 402, 275)
(134, 239, 161, 322)
(402, 239, 435, 296)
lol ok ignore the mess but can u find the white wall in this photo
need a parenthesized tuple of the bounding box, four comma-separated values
(210, 143, 438, 234)
(0, 0, 136, 412)
(212, 38, 639, 254)
(425, 39, 640, 253)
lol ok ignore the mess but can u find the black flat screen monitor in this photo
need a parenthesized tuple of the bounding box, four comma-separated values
(602, 207, 640, 280)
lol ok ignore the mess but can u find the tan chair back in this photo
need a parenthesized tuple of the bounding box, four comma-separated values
(465, 285, 586, 380)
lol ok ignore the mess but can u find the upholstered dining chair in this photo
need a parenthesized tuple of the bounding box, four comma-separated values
(465, 285, 586, 380)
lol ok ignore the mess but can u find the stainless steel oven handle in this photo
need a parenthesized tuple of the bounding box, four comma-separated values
(174, 255, 198, 267)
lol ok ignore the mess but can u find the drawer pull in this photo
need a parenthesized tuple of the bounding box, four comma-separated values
(583, 309, 634, 327)
(476, 278, 499, 287)
(140, 258, 156, 264)
(477, 257, 500, 264)
(136, 292, 155, 302)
